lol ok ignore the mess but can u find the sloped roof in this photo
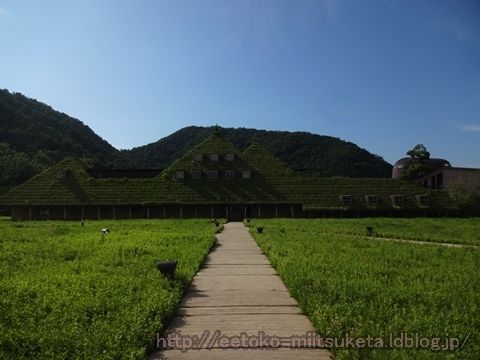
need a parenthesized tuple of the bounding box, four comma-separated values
(0, 158, 92, 205)
(280, 177, 453, 210)
(394, 157, 451, 169)
(0, 132, 455, 210)
(242, 143, 298, 179)
(160, 132, 247, 177)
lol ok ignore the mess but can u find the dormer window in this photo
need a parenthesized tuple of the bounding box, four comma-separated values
(365, 195, 377, 205)
(208, 170, 218, 179)
(339, 195, 352, 206)
(242, 170, 251, 179)
(416, 194, 430, 206)
(192, 170, 202, 179)
(209, 154, 219, 161)
(391, 195, 404, 207)
(194, 154, 203, 162)
(56, 169, 67, 180)
(225, 170, 235, 179)
(175, 170, 185, 180)
(226, 153, 235, 161)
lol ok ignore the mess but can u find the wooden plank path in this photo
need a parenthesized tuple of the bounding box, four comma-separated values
(150, 222, 333, 359)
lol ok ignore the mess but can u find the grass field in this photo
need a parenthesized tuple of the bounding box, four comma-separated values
(265, 217, 480, 246)
(0, 219, 217, 360)
(248, 219, 480, 359)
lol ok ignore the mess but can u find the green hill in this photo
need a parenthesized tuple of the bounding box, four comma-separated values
(0, 89, 117, 193)
(0, 89, 392, 194)
(118, 126, 392, 178)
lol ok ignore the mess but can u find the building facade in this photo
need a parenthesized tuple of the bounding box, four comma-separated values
(392, 157, 480, 193)
(1, 133, 457, 220)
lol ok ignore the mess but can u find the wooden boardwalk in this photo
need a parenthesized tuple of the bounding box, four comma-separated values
(151, 222, 333, 359)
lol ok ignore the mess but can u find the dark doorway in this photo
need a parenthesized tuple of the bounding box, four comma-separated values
(228, 205, 244, 221)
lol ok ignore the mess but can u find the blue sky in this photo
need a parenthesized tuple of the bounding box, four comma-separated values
(1, 0, 479, 167)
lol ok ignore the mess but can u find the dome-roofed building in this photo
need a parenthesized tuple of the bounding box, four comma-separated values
(392, 156, 480, 193)
(392, 158, 451, 179)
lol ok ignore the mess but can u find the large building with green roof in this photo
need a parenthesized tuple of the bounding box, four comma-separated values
(0, 132, 456, 220)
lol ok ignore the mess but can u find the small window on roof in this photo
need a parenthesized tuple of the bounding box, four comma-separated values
(192, 170, 202, 179)
(365, 195, 377, 205)
(208, 170, 218, 179)
(226, 153, 235, 161)
(242, 170, 251, 179)
(175, 170, 185, 179)
(416, 194, 430, 206)
(194, 154, 203, 162)
(340, 195, 352, 206)
(391, 195, 404, 207)
(210, 153, 219, 161)
(56, 169, 67, 180)
(225, 170, 235, 179)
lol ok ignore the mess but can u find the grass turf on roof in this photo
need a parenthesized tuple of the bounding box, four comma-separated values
(0, 133, 456, 211)
(160, 132, 247, 177)
(242, 143, 298, 179)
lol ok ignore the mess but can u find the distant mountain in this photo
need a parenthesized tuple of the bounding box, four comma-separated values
(118, 126, 392, 178)
(0, 89, 117, 193)
(0, 89, 392, 194)
(0, 89, 116, 159)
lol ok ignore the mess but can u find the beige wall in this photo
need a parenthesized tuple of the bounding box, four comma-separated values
(444, 168, 480, 192)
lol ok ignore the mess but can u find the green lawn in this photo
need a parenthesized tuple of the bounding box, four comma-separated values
(263, 217, 480, 246)
(0, 219, 217, 360)
(248, 219, 480, 359)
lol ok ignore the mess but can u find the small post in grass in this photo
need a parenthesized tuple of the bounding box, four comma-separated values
(366, 226, 374, 237)
(155, 260, 178, 278)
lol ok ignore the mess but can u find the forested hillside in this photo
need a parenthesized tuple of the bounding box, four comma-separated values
(120, 126, 392, 178)
(0, 90, 392, 194)
(0, 90, 117, 193)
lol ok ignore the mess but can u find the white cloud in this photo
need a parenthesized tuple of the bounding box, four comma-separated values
(459, 123, 480, 133)
(0, 6, 10, 16)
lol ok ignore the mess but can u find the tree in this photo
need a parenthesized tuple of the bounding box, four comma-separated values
(447, 181, 480, 215)
(406, 144, 430, 160)
(401, 144, 432, 180)
(0, 143, 42, 194)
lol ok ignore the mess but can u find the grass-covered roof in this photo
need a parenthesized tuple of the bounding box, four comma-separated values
(0, 132, 455, 210)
